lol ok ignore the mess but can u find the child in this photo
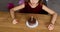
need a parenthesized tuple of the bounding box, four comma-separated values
(10, 0, 57, 30)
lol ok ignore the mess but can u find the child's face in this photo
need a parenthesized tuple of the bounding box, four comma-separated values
(30, 0, 39, 4)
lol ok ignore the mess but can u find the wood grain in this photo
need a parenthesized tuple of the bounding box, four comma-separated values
(0, 11, 60, 32)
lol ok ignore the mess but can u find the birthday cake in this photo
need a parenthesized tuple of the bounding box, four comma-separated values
(26, 16, 38, 28)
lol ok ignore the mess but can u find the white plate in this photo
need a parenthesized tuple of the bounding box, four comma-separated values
(26, 20, 38, 28)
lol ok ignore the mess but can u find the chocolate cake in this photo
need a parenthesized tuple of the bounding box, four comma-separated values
(28, 17, 36, 25)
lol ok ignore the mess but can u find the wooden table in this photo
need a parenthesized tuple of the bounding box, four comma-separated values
(0, 11, 60, 32)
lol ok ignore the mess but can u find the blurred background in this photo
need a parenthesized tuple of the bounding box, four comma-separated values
(0, 0, 60, 15)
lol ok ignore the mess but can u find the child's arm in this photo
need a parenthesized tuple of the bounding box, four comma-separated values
(42, 4, 57, 25)
(42, 4, 57, 30)
(10, 4, 25, 24)
(10, 3, 25, 19)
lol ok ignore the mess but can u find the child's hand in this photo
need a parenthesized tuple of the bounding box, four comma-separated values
(48, 24, 54, 30)
(12, 19, 18, 24)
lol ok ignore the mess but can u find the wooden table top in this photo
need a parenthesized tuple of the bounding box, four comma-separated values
(0, 11, 60, 32)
